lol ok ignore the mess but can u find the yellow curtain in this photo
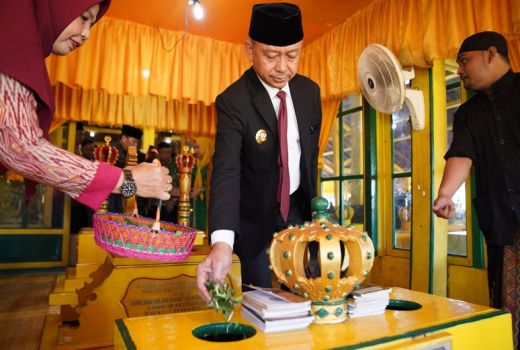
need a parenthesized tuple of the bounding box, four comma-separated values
(514, 0, 520, 32)
(46, 0, 519, 139)
(318, 99, 342, 169)
(52, 83, 217, 136)
(510, 34, 520, 70)
(46, 17, 250, 105)
(299, 0, 519, 99)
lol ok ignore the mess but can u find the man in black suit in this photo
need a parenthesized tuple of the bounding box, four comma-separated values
(197, 3, 322, 301)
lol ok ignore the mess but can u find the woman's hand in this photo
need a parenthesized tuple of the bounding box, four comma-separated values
(115, 159, 172, 200)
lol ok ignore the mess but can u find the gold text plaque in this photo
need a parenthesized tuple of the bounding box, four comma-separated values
(121, 275, 208, 317)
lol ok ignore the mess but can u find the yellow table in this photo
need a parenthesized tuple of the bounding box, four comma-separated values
(41, 229, 241, 350)
(114, 288, 513, 349)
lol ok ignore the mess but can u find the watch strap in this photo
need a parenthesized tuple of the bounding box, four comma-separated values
(123, 168, 133, 180)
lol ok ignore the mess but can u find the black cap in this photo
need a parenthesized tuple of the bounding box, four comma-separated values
(121, 125, 143, 140)
(458, 31, 508, 58)
(249, 3, 303, 46)
(157, 141, 172, 150)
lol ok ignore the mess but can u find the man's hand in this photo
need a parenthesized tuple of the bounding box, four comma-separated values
(433, 157, 472, 219)
(433, 195, 455, 219)
(196, 242, 233, 302)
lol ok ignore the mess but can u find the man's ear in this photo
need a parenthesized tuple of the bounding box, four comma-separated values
(244, 39, 253, 62)
(487, 46, 498, 63)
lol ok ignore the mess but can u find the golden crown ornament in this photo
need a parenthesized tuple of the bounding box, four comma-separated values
(175, 145, 195, 227)
(269, 197, 375, 324)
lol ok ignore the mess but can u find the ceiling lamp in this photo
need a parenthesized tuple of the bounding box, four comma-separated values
(188, 0, 204, 20)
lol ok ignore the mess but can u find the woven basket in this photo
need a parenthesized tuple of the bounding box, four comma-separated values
(92, 213, 197, 262)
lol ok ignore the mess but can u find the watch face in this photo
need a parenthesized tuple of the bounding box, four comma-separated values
(121, 180, 137, 198)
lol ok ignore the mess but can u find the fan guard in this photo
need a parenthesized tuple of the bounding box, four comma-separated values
(357, 44, 405, 114)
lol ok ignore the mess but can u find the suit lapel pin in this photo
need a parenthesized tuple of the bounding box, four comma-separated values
(255, 129, 267, 144)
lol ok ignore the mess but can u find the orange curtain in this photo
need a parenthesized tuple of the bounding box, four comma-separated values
(510, 34, 520, 70)
(46, 18, 250, 105)
(299, 0, 519, 99)
(46, 0, 519, 138)
(318, 99, 342, 169)
(52, 83, 217, 136)
(514, 0, 520, 32)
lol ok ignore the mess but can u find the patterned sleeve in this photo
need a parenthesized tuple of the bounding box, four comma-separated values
(0, 73, 121, 210)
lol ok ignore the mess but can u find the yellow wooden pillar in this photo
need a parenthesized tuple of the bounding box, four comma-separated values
(141, 126, 156, 153)
(430, 59, 448, 296)
(376, 110, 391, 257)
(409, 67, 433, 293)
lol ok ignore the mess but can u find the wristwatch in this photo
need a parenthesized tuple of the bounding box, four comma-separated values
(121, 168, 137, 198)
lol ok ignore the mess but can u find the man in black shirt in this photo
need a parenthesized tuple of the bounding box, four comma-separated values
(433, 31, 520, 347)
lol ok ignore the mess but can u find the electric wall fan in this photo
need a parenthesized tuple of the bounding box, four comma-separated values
(357, 44, 425, 131)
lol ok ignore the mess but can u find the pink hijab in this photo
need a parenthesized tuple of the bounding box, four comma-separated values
(0, 0, 111, 138)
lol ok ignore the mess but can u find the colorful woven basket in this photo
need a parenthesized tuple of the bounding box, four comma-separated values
(92, 213, 197, 262)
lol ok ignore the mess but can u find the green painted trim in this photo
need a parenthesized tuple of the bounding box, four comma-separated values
(332, 310, 508, 350)
(464, 88, 485, 268)
(365, 104, 377, 247)
(338, 105, 363, 117)
(338, 113, 345, 225)
(390, 120, 396, 250)
(428, 67, 435, 294)
(115, 319, 137, 350)
(0, 229, 65, 235)
(21, 203, 29, 228)
(319, 98, 369, 228)
(393, 172, 412, 178)
(390, 100, 412, 251)
(446, 81, 461, 90)
(321, 174, 364, 181)
(0, 267, 65, 275)
(312, 299, 347, 306)
(0, 235, 62, 263)
(470, 171, 485, 268)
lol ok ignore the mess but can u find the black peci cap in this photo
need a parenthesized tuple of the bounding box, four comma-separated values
(121, 125, 143, 140)
(458, 31, 509, 58)
(249, 3, 304, 46)
(157, 141, 171, 150)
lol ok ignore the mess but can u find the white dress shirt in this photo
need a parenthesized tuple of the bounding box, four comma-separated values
(211, 77, 301, 249)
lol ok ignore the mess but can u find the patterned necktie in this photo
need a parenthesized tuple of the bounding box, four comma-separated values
(276, 90, 290, 222)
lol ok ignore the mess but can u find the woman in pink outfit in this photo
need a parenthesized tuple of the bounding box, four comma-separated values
(0, 0, 172, 210)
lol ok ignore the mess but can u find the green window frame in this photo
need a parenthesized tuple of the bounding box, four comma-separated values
(444, 62, 484, 267)
(320, 95, 377, 244)
(391, 107, 413, 251)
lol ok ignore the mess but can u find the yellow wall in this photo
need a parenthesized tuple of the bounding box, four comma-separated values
(448, 265, 489, 306)
(367, 256, 410, 289)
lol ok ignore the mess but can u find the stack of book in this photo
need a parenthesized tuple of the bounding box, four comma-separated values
(240, 285, 314, 333)
(347, 286, 391, 318)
